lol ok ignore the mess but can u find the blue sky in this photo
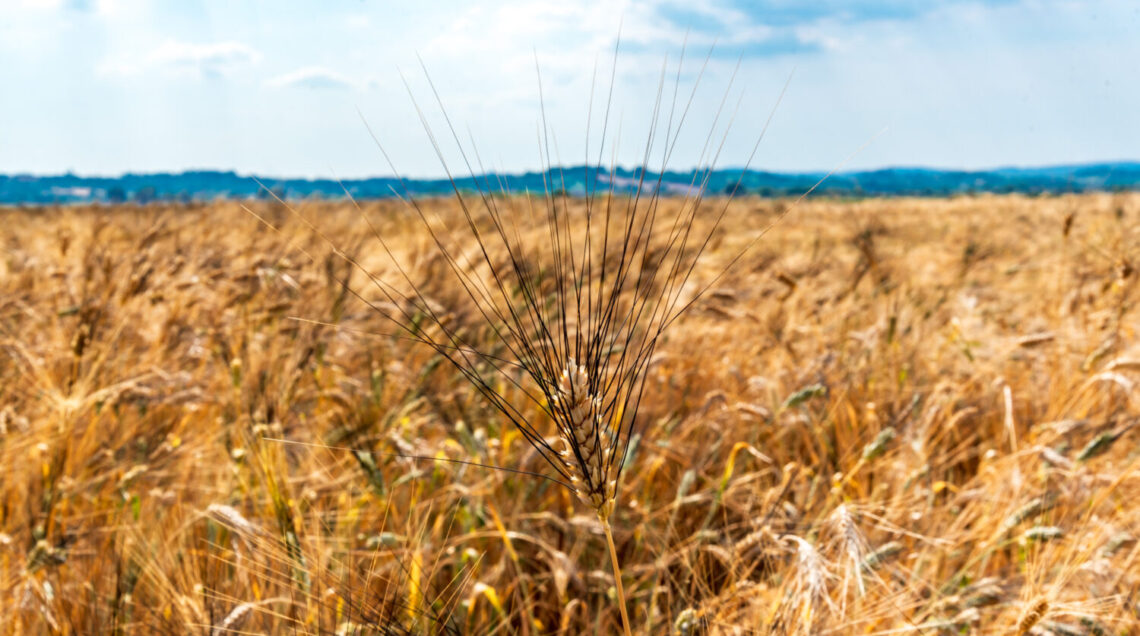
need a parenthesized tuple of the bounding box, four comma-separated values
(1, 0, 1137, 178)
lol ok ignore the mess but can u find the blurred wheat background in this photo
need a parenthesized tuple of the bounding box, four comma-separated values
(1, 192, 1137, 634)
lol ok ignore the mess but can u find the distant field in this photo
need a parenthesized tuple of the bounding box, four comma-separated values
(1, 194, 1138, 634)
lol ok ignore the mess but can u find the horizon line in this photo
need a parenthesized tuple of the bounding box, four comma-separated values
(5, 158, 1139, 182)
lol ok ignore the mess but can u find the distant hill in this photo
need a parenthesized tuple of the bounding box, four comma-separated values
(3, 162, 1138, 204)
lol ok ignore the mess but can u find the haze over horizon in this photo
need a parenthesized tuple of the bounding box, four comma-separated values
(3, 0, 1137, 179)
(7, 159, 1140, 183)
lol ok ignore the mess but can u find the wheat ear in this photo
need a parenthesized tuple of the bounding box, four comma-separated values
(553, 360, 617, 520)
(1017, 597, 1048, 635)
(552, 359, 630, 635)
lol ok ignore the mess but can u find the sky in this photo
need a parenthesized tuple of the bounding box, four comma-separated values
(1, 0, 1137, 178)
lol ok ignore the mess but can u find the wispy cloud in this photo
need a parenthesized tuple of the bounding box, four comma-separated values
(99, 40, 261, 78)
(712, 0, 926, 26)
(649, 0, 1019, 57)
(266, 66, 358, 91)
(418, 0, 681, 81)
(18, 0, 112, 8)
(14, 0, 68, 8)
(421, 0, 833, 68)
(687, 0, 1020, 28)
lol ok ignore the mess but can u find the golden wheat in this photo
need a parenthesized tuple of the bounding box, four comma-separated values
(1, 193, 1137, 633)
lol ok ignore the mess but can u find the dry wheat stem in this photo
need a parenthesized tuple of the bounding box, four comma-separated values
(603, 518, 634, 636)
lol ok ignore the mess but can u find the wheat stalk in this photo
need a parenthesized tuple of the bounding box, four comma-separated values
(242, 33, 802, 634)
(329, 42, 770, 635)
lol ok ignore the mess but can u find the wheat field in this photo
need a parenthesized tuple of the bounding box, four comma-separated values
(1, 193, 1138, 634)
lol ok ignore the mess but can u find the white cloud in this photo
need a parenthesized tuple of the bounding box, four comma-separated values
(345, 14, 372, 29)
(266, 66, 358, 90)
(14, 0, 67, 8)
(15, 0, 135, 14)
(422, 0, 642, 69)
(99, 40, 261, 78)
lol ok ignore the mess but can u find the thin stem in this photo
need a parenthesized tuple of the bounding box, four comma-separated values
(603, 518, 633, 636)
